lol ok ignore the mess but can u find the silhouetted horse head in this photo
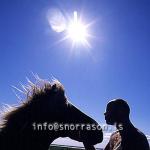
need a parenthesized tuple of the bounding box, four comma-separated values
(0, 78, 103, 150)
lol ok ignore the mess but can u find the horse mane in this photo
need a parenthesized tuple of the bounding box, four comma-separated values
(0, 78, 66, 129)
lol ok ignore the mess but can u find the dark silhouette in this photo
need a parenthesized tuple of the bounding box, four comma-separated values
(104, 99, 150, 150)
(0, 78, 103, 150)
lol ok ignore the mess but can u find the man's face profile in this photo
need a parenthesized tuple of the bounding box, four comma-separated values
(104, 103, 117, 125)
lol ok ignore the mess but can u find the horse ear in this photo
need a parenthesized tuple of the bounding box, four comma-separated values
(51, 82, 65, 97)
(52, 84, 58, 93)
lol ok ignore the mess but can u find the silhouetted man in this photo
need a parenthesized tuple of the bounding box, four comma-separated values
(104, 99, 149, 150)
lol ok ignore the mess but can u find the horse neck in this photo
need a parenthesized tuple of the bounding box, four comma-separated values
(1, 122, 57, 150)
(1, 129, 55, 150)
(1, 105, 58, 150)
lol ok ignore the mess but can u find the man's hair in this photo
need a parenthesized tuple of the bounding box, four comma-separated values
(108, 99, 130, 116)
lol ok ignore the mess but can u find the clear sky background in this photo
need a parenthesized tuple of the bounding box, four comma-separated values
(0, 0, 150, 146)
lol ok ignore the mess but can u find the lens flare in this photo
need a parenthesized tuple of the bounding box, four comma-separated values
(48, 10, 93, 49)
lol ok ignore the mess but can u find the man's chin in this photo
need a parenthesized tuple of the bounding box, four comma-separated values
(106, 120, 114, 125)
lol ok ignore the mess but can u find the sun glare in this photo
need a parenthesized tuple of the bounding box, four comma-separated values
(67, 11, 88, 43)
(66, 11, 90, 47)
(68, 22, 87, 42)
(48, 10, 92, 48)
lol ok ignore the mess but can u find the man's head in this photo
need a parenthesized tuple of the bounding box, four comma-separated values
(104, 99, 130, 125)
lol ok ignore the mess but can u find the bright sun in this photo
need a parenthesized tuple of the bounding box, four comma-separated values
(66, 11, 90, 47)
(48, 10, 92, 48)
(68, 22, 87, 42)
(67, 11, 87, 43)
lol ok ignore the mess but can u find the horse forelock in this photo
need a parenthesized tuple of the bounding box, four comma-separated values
(25, 78, 65, 103)
(11, 78, 65, 104)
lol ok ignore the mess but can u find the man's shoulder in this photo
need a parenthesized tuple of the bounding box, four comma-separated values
(135, 128, 149, 147)
(131, 128, 148, 141)
(136, 128, 147, 137)
(124, 127, 150, 149)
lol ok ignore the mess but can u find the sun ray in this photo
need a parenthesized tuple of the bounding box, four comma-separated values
(48, 10, 94, 50)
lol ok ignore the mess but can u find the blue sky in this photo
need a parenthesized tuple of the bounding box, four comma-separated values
(0, 0, 150, 143)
